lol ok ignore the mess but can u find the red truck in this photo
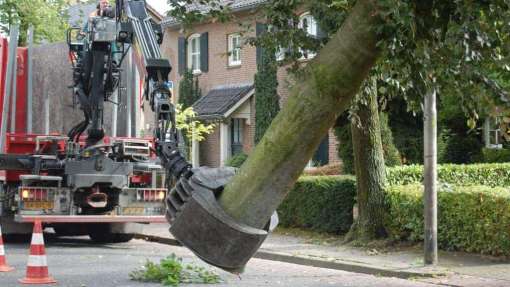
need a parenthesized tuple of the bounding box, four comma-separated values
(0, 25, 168, 243)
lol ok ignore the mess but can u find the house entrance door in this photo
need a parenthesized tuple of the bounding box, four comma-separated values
(231, 118, 244, 156)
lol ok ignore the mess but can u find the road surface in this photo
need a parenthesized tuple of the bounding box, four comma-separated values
(0, 234, 444, 287)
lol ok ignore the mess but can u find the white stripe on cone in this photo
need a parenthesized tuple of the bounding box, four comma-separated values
(0, 245, 4, 256)
(27, 255, 48, 267)
(31, 233, 44, 245)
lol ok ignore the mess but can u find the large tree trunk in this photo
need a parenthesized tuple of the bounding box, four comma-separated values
(218, 0, 381, 229)
(348, 88, 387, 241)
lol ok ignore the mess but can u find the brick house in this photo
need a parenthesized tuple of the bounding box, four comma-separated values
(160, 0, 340, 168)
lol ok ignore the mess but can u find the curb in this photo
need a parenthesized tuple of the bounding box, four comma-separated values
(134, 233, 448, 279)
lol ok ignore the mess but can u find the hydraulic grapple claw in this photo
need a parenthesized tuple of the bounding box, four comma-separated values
(165, 167, 273, 273)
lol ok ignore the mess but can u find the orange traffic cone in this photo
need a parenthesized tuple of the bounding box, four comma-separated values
(19, 220, 56, 284)
(0, 223, 14, 272)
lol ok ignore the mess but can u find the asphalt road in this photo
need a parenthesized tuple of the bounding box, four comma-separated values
(0, 235, 439, 287)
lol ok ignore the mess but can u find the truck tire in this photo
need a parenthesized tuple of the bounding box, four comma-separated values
(87, 223, 135, 243)
(53, 225, 88, 237)
(88, 232, 134, 243)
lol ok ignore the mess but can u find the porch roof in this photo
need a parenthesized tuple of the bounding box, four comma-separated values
(193, 84, 254, 120)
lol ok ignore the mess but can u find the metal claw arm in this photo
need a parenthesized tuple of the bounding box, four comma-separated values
(115, 0, 191, 179)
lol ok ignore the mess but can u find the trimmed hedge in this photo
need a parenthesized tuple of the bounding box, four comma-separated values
(278, 164, 510, 255)
(278, 176, 356, 234)
(225, 153, 248, 168)
(387, 163, 510, 187)
(480, 148, 510, 163)
(385, 184, 510, 256)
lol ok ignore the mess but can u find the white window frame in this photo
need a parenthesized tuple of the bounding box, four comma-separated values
(276, 46, 286, 62)
(298, 12, 318, 59)
(228, 33, 242, 67)
(187, 34, 201, 74)
(485, 117, 503, 149)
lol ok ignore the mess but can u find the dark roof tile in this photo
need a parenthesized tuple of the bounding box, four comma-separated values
(162, 0, 267, 27)
(193, 84, 254, 119)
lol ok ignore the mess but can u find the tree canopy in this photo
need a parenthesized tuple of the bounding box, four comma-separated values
(169, 0, 510, 116)
(0, 0, 70, 45)
(166, 0, 510, 232)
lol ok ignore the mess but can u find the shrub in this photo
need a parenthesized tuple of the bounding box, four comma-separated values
(302, 164, 342, 176)
(440, 133, 483, 164)
(387, 163, 510, 187)
(178, 70, 201, 109)
(225, 153, 248, 168)
(385, 184, 510, 256)
(254, 45, 280, 144)
(335, 112, 401, 174)
(278, 176, 356, 234)
(480, 148, 510, 163)
(334, 119, 354, 174)
(379, 113, 402, 167)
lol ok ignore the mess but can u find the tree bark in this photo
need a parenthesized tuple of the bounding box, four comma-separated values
(218, 0, 381, 229)
(348, 86, 387, 241)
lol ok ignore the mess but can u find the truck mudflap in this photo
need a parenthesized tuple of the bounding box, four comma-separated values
(14, 215, 167, 223)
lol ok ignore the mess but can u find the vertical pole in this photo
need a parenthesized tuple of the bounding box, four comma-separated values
(192, 132, 200, 168)
(134, 68, 141, 137)
(483, 119, 491, 148)
(126, 51, 132, 137)
(10, 49, 17, 133)
(26, 26, 34, 134)
(219, 121, 230, 167)
(44, 94, 50, 134)
(112, 90, 118, 137)
(151, 170, 157, 188)
(0, 25, 19, 152)
(424, 88, 438, 265)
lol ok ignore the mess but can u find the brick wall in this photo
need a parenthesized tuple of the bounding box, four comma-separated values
(199, 123, 221, 167)
(161, 11, 340, 167)
(161, 13, 258, 100)
(329, 129, 341, 165)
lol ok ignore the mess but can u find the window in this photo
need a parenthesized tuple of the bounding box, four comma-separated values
(228, 33, 242, 66)
(485, 117, 503, 149)
(276, 46, 286, 61)
(231, 118, 244, 155)
(187, 34, 201, 73)
(298, 12, 318, 59)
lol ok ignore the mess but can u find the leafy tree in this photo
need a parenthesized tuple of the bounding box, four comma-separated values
(175, 104, 215, 160)
(169, 0, 383, 231)
(335, 110, 400, 175)
(178, 69, 201, 109)
(349, 88, 387, 240)
(168, 0, 510, 238)
(254, 46, 280, 144)
(0, 0, 70, 46)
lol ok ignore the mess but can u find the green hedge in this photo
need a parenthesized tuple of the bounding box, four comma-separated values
(480, 148, 510, 163)
(387, 163, 510, 187)
(278, 176, 356, 234)
(385, 184, 510, 256)
(225, 153, 248, 168)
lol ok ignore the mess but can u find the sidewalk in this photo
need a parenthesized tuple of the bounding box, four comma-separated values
(138, 224, 510, 285)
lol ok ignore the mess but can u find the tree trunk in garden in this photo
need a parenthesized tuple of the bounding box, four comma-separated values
(348, 89, 387, 241)
(218, 0, 382, 229)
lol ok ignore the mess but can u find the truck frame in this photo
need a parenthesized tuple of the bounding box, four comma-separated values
(0, 0, 189, 243)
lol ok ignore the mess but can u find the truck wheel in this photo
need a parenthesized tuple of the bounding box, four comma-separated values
(54, 226, 88, 237)
(88, 232, 134, 243)
(3, 234, 32, 243)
